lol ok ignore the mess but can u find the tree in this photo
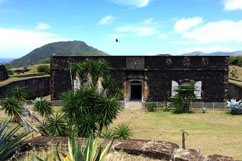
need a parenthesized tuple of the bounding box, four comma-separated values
(33, 98, 53, 118)
(61, 60, 122, 137)
(61, 87, 121, 137)
(0, 97, 23, 123)
(70, 60, 121, 98)
(9, 86, 28, 102)
(173, 82, 196, 113)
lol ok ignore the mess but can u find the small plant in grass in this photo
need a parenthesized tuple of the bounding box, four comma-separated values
(113, 123, 132, 140)
(146, 102, 156, 112)
(227, 98, 242, 114)
(45, 112, 68, 136)
(101, 129, 114, 139)
(162, 102, 171, 112)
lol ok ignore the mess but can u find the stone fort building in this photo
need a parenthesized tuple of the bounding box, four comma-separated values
(50, 56, 228, 107)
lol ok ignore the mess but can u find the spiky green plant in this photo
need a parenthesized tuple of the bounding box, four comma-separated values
(25, 136, 113, 161)
(45, 113, 68, 136)
(113, 123, 132, 140)
(0, 96, 23, 123)
(0, 120, 30, 160)
(173, 83, 196, 113)
(33, 98, 53, 118)
(9, 86, 28, 102)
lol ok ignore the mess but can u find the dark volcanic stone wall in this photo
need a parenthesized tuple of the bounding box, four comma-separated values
(0, 76, 50, 98)
(0, 65, 9, 81)
(50, 56, 228, 102)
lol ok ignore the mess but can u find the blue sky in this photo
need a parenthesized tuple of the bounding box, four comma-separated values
(0, 0, 242, 58)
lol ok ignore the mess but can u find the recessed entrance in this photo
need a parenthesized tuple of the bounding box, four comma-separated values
(130, 82, 142, 101)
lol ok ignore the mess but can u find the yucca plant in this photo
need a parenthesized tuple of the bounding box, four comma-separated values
(33, 97, 53, 118)
(0, 96, 23, 123)
(0, 120, 30, 160)
(45, 113, 68, 136)
(9, 86, 28, 102)
(113, 123, 132, 140)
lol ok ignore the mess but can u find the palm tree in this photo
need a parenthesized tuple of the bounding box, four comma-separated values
(96, 96, 120, 136)
(33, 98, 53, 118)
(0, 96, 23, 123)
(70, 60, 111, 91)
(9, 86, 28, 102)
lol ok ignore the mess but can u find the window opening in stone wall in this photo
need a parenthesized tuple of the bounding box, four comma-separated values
(171, 80, 202, 99)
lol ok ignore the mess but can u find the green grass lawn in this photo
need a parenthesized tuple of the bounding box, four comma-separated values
(1, 106, 242, 159)
(109, 108, 242, 159)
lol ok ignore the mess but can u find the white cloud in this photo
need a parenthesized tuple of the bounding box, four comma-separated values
(178, 46, 233, 53)
(112, 0, 150, 8)
(136, 27, 156, 36)
(35, 22, 51, 30)
(115, 26, 156, 36)
(224, 0, 242, 11)
(97, 15, 116, 25)
(115, 26, 133, 32)
(0, 28, 69, 57)
(183, 20, 242, 43)
(158, 34, 167, 39)
(174, 17, 203, 33)
(143, 18, 153, 25)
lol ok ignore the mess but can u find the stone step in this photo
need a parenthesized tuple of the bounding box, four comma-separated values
(124, 101, 143, 109)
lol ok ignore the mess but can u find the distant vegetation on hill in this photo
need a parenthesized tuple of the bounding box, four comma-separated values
(183, 51, 242, 56)
(229, 56, 242, 67)
(10, 41, 109, 68)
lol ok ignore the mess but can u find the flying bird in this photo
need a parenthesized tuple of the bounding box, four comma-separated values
(116, 39, 120, 42)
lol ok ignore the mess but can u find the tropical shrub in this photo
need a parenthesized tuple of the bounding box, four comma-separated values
(146, 102, 156, 112)
(45, 113, 68, 136)
(0, 120, 30, 160)
(113, 123, 132, 140)
(9, 86, 28, 102)
(227, 99, 242, 114)
(37, 65, 50, 74)
(60, 87, 120, 137)
(173, 83, 196, 113)
(33, 97, 53, 118)
(0, 96, 23, 123)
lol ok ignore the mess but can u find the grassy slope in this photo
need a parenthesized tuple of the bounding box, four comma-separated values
(110, 109, 242, 159)
(0, 64, 49, 87)
(229, 65, 242, 86)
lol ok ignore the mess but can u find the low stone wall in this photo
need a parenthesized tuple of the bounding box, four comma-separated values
(28, 136, 234, 161)
(0, 76, 50, 98)
(228, 82, 242, 99)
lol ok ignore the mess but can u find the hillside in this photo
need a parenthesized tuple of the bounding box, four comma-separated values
(10, 41, 108, 67)
(183, 51, 242, 56)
